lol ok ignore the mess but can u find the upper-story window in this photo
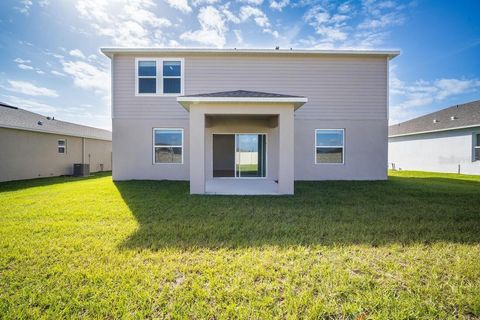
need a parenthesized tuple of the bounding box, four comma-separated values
(136, 58, 184, 96)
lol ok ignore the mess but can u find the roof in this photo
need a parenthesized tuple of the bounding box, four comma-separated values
(182, 90, 303, 98)
(100, 47, 400, 59)
(389, 100, 480, 137)
(0, 103, 112, 141)
(177, 90, 308, 111)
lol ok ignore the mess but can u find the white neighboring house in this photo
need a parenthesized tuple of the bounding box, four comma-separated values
(389, 100, 480, 175)
(0, 102, 112, 182)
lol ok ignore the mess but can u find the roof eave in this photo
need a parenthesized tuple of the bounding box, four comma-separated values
(100, 47, 400, 59)
(388, 124, 480, 138)
(176, 96, 308, 111)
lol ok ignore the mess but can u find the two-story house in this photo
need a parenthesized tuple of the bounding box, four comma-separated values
(101, 48, 399, 195)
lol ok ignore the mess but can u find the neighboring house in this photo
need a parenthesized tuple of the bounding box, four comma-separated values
(101, 48, 399, 195)
(389, 100, 480, 175)
(0, 102, 112, 182)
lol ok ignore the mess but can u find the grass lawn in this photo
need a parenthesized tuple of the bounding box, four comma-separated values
(1, 171, 480, 319)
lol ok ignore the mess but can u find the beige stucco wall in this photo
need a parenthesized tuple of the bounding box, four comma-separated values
(0, 127, 112, 182)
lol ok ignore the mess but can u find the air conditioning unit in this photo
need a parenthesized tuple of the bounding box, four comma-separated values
(73, 163, 90, 177)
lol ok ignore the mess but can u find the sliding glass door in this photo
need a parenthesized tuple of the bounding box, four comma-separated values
(235, 134, 266, 178)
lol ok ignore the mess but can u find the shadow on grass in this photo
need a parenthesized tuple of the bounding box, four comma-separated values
(116, 175, 480, 249)
(0, 171, 111, 193)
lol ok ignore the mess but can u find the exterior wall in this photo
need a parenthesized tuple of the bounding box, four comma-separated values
(389, 127, 480, 175)
(112, 118, 189, 180)
(113, 54, 387, 121)
(111, 52, 389, 182)
(0, 127, 112, 182)
(295, 119, 388, 180)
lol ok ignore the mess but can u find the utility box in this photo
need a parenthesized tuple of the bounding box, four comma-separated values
(73, 163, 90, 177)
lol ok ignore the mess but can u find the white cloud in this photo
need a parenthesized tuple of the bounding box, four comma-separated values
(69, 49, 86, 59)
(14, 58, 31, 64)
(240, 6, 270, 28)
(239, 0, 263, 5)
(18, 64, 34, 70)
(165, 0, 192, 13)
(389, 67, 480, 123)
(1, 95, 56, 113)
(61, 60, 110, 94)
(14, 0, 33, 15)
(233, 29, 243, 44)
(75, 0, 172, 46)
(180, 6, 226, 48)
(5, 80, 59, 97)
(300, 0, 409, 49)
(51, 70, 66, 77)
(192, 0, 219, 5)
(270, 0, 289, 11)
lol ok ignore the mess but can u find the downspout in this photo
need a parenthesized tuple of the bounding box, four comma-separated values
(82, 137, 86, 164)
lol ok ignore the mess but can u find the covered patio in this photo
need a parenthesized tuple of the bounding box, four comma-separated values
(177, 90, 307, 195)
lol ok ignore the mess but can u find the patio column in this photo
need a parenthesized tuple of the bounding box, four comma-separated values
(278, 107, 295, 194)
(189, 107, 205, 194)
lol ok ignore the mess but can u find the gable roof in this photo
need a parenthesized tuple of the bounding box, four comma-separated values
(389, 100, 480, 137)
(100, 47, 400, 59)
(0, 102, 112, 141)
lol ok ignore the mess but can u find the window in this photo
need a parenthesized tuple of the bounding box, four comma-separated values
(58, 139, 66, 154)
(136, 58, 184, 95)
(138, 60, 156, 94)
(475, 133, 480, 161)
(315, 129, 344, 164)
(153, 129, 183, 164)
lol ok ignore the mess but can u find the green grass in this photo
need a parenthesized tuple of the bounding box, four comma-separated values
(1, 171, 480, 319)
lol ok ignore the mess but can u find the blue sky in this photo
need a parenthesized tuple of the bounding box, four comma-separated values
(0, 0, 479, 130)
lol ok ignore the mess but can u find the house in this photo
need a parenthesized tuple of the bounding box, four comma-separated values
(101, 48, 399, 195)
(0, 102, 112, 182)
(389, 100, 480, 175)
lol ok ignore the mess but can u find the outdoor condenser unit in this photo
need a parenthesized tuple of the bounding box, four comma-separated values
(73, 163, 90, 177)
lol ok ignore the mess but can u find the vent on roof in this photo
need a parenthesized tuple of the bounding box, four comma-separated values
(433, 119, 439, 123)
(37, 121, 43, 126)
(450, 116, 458, 120)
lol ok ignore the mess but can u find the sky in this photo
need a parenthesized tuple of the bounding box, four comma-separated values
(0, 0, 479, 130)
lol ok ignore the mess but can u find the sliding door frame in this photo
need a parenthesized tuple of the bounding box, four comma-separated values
(212, 133, 268, 180)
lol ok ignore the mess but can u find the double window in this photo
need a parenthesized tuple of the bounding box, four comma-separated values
(136, 58, 184, 95)
(58, 139, 66, 154)
(315, 129, 344, 164)
(474, 133, 480, 161)
(153, 129, 183, 164)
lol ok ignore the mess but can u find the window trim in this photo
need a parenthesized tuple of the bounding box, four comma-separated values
(58, 139, 66, 154)
(135, 58, 185, 97)
(152, 128, 184, 164)
(315, 129, 345, 165)
(474, 133, 480, 162)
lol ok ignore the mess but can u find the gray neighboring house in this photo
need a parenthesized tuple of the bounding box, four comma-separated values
(389, 100, 480, 175)
(0, 102, 112, 182)
(101, 47, 399, 195)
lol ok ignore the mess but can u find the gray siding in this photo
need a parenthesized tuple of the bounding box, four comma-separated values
(389, 128, 480, 175)
(113, 54, 387, 120)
